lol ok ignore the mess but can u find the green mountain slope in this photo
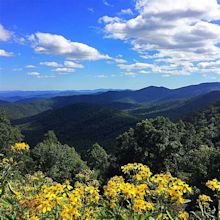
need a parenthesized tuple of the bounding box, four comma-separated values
(137, 91, 220, 119)
(15, 103, 137, 151)
(1, 82, 220, 121)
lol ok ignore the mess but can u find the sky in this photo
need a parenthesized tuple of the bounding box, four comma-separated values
(1, 0, 220, 90)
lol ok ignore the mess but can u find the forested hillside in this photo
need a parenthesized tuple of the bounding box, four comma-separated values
(6, 89, 220, 151)
(1, 83, 220, 219)
(14, 103, 137, 150)
(1, 99, 220, 219)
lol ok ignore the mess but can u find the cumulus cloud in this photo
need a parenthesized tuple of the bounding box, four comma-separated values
(40, 60, 84, 74)
(40, 61, 62, 67)
(64, 61, 83, 68)
(118, 62, 153, 71)
(118, 61, 197, 76)
(0, 49, 13, 57)
(29, 32, 110, 61)
(101, 0, 220, 75)
(0, 24, 11, 41)
(53, 67, 75, 73)
(197, 59, 220, 74)
(27, 71, 56, 78)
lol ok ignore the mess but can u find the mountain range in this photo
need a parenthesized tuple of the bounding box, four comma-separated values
(1, 82, 220, 150)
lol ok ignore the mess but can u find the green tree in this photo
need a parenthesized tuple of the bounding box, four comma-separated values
(0, 112, 23, 154)
(179, 145, 220, 188)
(32, 131, 87, 182)
(116, 117, 185, 173)
(85, 143, 110, 182)
(86, 143, 109, 170)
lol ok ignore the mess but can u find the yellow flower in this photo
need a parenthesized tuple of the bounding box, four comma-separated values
(133, 199, 154, 214)
(121, 163, 152, 180)
(120, 183, 136, 199)
(199, 194, 212, 204)
(206, 179, 220, 192)
(178, 211, 189, 220)
(11, 142, 29, 152)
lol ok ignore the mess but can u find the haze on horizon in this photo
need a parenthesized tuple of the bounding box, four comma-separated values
(1, 0, 220, 90)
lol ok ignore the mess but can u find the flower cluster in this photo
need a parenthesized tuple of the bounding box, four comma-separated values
(199, 194, 212, 205)
(103, 163, 192, 218)
(1, 152, 220, 220)
(206, 179, 220, 192)
(20, 178, 100, 219)
(11, 142, 29, 152)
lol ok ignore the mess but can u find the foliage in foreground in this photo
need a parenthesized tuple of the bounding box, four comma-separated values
(0, 143, 220, 220)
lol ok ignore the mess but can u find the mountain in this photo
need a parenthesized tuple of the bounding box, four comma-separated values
(48, 82, 220, 108)
(162, 82, 220, 101)
(0, 99, 53, 120)
(14, 103, 137, 151)
(1, 82, 220, 121)
(0, 89, 113, 102)
(141, 91, 220, 119)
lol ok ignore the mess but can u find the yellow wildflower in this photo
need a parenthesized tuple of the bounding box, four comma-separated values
(178, 211, 189, 220)
(206, 179, 220, 192)
(133, 199, 154, 214)
(11, 142, 29, 152)
(199, 194, 212, 204)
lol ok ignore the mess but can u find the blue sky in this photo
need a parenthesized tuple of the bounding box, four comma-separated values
(1, 0, 220, 90)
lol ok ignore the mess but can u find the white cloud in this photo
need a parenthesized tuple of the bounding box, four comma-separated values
(118, 61, 197, 76)
(64, 61, 83, 68)
(40, 61, 62, 67)
(112, 58, 127, 64)
(0, 24, 11, 41)
(27, 72, 40, 76)
(139, 70, 149, 74)
(118, 62, 153, 71)
(99, 16, 122, 24)
(29, 32, 110, 61)
(197, 59, 220, 74)
(53, 67, 75, 73)
(0, 49, 13, 57)
(101, 0, 220, 75)
(119, 8, 133, 15)
(27, 71, 56, 78)
(25, 65, 36, 68)
(103, 0, 113, 7)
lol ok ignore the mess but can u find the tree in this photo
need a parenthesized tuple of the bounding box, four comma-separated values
(116, 117, 185, 173)
(84, 143, 110, 182)
(32, 131, 87, 182)
(86, 143, 109, 170)
(179, 145, 220, 188)
(0, 112, 23, 154)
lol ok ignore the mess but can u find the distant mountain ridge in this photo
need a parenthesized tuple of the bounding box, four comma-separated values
(1, 82, 220, 151)
(0, 89, 115, 102)
(1, 82, 220, 120)
(50, 82, 220, 108)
